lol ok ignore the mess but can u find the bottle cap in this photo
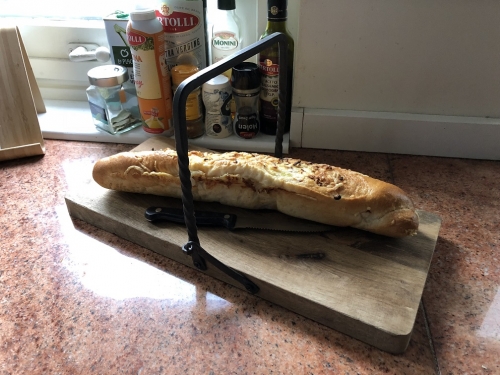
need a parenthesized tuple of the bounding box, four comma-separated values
(203, 75, 230, 91)
(217, 0, 236, 10)
(87, 65, 129, 87)
(230, 62, 260, 90)
(129, 6, 156, 21)
(267, 0, 288, 20)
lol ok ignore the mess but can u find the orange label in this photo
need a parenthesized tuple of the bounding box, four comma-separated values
(127, 25, 173, 134)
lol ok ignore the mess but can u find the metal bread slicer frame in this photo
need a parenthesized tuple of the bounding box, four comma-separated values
(172, 33, 289, 294)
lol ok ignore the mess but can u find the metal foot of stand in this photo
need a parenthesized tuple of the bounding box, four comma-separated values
(172, 33, 289, 294)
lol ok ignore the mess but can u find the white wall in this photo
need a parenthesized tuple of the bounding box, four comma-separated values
(293, 0, 500, 118)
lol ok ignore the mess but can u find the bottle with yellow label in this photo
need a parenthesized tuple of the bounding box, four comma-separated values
(127, 6, 174, 135)
(171, 57, 204, 138)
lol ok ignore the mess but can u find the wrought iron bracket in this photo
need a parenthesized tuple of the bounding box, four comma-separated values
(172, 32, 289, 295)
(183, 241, 259, 294)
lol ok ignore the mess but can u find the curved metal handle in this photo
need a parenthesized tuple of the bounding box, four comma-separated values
(171, 33, 289, 295)
(173, 32, 288, 244)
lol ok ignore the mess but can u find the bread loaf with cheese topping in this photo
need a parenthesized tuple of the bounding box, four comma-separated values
(92, 149, 419, 237)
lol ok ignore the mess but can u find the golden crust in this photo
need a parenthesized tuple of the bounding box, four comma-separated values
(92, 149, 419, 237)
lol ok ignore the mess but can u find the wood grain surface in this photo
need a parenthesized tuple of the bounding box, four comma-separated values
(65, 136, 441, 353)
(0, 27, 45, 161)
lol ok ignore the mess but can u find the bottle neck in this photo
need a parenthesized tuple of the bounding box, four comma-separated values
(223, 9, 238, 23)
(265, 19, 288, 32)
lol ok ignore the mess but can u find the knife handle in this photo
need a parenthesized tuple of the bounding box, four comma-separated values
(145, 207, 237, 229)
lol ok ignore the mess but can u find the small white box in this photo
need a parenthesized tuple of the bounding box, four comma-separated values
(103, 15, 135, 84)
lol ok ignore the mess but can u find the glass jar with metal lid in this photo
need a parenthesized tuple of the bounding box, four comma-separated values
(86, 65, 141, 134)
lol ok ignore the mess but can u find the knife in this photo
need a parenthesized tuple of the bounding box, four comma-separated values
(145, 206, 333, 232)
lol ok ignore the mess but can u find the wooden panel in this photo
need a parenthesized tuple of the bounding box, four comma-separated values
(65, 137, 441, 353)
(0, 143, 45, 162)
(0, 26, 45, 161)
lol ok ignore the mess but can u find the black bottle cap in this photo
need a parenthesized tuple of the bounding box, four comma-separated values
(267, 0, 287, 20)
(231, 62, 260, 90)
(218, 0, 235, 11)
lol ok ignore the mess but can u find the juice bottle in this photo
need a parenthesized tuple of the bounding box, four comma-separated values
(127, 7, 174, 135)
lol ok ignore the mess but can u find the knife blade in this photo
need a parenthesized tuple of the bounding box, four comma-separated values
(145, 206, 333, 232)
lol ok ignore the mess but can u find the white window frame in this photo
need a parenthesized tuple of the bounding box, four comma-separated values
(15, 0, 271, 101)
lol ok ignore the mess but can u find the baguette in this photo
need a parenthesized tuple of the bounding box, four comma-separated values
(92, 149, 419, 237)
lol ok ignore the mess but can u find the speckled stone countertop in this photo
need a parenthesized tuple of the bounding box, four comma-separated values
(1, 139, 499, 374)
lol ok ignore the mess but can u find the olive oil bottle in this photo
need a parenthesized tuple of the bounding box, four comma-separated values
(156, 0, 208, 71)
(258, 0, 294, 135)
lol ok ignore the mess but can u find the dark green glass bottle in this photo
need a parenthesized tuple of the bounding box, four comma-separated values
(258, 0, 294, 135)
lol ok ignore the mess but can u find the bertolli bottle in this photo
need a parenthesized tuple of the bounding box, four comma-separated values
(258, 0, 294, 135)
(156, 0, 208, 71)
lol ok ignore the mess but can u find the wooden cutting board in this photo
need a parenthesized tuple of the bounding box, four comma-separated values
(65, 136, 441, 354)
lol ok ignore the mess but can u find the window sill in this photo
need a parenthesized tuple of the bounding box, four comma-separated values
(39, 100, 290, 153)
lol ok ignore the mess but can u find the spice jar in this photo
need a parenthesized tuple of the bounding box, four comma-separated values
(202, 75, 233, 138)
(231, 62, 261, 139)
(86, 65, 141, 134)
(171, 63, 204, 139)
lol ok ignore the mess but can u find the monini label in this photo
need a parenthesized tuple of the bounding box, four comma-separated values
(212, 31, 239, 63)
